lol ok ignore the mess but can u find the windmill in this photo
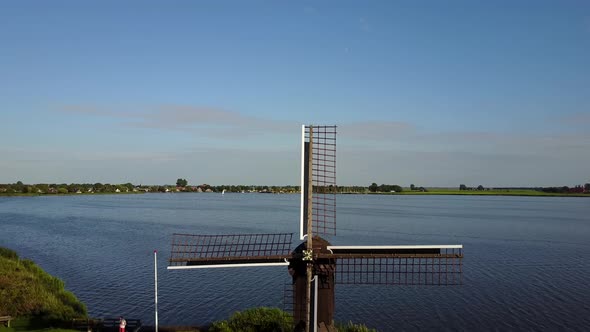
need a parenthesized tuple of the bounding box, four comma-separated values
(168, 125, 463, 332)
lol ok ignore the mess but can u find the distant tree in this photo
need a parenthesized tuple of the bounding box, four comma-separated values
(57, 188, 68, 194)
(37, 184, 49, 193)
(410, 184, 415, 191)
(585, 183, 590, 192)
(369, 183, 379, 192)
(13, 181, 24, 193)
(391, 185, 403, 192)
(477, 185, 484, 191)
(459, 184, 467, 191)
(176, 178, 188, 187)
(572, 185, 584, 193)
(67, 184, 78, 193)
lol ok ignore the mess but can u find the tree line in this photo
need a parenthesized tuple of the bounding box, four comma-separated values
(1, 180, 404, 194)
(460, 183, 590, 193)
(3, 180, 587, 195)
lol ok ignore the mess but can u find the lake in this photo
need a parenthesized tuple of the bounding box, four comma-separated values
(1, 193, 589, 331)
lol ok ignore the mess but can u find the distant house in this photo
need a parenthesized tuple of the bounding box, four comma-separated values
(115, 188, 121, 193)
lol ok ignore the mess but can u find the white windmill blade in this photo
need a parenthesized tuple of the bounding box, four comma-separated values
(300, 124, 306, 240)
(167, 260, 290, 270)
(326, 244, 463, 254)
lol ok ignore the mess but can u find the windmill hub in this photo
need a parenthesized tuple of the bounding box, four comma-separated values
(290, 237, 336, 331)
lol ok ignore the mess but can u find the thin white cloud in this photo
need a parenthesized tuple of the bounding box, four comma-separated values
(58, 104, 297, 137)
(557, 112, 590, 126)
(36, 107, 590, 186)
(338, 121, 416, 140)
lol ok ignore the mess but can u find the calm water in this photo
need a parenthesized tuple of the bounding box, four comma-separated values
(1, 193, 589, 331)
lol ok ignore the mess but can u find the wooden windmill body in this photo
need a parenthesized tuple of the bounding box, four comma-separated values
(168, 125, 463, 332)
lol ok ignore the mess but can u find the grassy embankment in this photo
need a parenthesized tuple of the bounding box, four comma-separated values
(0, 247, 86, 332)
(208, 307, 376, 332)
(370, 188, 589, 197)
(0, 248, 375, 331)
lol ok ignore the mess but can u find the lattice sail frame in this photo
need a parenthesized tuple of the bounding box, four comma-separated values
(329, 246, 463, 285)
(168, 233, 293, 269)
(300, 125, 337, 240)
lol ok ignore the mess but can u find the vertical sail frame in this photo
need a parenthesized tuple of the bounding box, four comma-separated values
(300, 125, 337, 240)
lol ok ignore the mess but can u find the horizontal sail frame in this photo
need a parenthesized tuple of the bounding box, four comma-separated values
(169, 232, 293, 268)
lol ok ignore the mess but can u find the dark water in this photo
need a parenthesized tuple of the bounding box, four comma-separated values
(1, 193, 589, 331)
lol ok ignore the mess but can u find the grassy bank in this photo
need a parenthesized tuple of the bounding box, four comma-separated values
(0, 247, 87, 324)
(0, 317, 78, 332)
(208, 307, 376, 332)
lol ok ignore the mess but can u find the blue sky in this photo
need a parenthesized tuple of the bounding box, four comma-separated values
(1, 0, 589, 186)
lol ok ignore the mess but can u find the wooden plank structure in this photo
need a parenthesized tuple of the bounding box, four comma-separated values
(0, 316, 12, 328)
(71, 318, 142, 332)
(168, 125, 463, 332)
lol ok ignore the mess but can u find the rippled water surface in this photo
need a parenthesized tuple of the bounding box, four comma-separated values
(1, 193, 590, 331)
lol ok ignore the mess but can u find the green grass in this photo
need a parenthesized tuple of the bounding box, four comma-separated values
(0, 248, 87, 325)
(208, 307, 377, 332)
(0, 317, 79, 332)
(336, 321, 378, 332)
(209, 307, 293, 332)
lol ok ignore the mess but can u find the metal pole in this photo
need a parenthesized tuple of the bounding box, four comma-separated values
(154, 250, 159, 332)
(312, 275, 318, 332)
(305, 126, 314, 332)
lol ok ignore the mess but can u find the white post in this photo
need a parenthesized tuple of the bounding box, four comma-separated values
(154, 250, 159, 332)
(300, 124, 305, 240)
(312, 275, 318, 332)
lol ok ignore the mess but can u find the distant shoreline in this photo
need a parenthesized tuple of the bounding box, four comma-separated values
(360, 191, 589, 198)
(1, 191, 588, 198)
